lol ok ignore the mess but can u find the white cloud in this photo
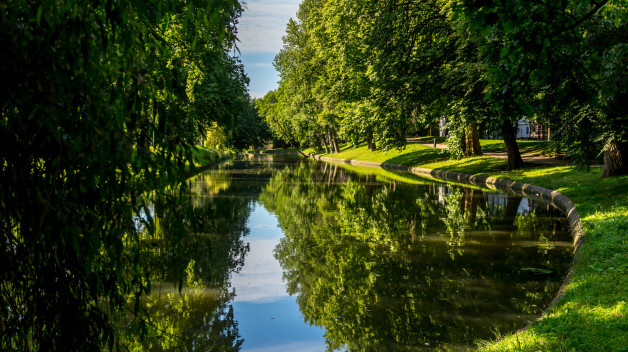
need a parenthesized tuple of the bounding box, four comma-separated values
(249, 91, 268, 99)
(252, 62, 274, 68)
(238, 0, 301, 53)
(231, 238, 289, 303)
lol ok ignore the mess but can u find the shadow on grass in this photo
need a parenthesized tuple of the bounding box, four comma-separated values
(480, 140, 551, 154)
(385, 148, 448, 167)
(421, 156, 509, 175)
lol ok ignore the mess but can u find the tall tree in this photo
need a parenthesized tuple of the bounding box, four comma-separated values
(0, 0, 248, 349)
(458, 0, 628, 175)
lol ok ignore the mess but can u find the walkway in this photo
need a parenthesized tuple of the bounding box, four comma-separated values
(406, 138, 578, 167)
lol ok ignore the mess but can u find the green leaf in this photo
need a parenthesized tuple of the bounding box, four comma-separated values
(500, 47, 509, 59)
(36, 6, 43, 26)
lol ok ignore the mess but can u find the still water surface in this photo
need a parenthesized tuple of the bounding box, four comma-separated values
(140, 155, 572, 351)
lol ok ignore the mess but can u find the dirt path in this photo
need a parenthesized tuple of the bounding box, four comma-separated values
(406, 137, 580, 167)
(481, 152, 575, 166)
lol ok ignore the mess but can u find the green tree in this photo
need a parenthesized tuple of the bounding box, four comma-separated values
(458, 0, 628, 175)
(0, 0, 248, 349)
(231, 99, 273, 150)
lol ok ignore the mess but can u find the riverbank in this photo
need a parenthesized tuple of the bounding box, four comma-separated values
(309, 143, 627, 352)
(184, 146, 234, 177)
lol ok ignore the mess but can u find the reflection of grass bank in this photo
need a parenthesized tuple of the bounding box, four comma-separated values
(250, 147, 298, 154)
(313, 144, 628, 352)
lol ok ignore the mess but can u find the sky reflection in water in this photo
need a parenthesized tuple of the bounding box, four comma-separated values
(231, 204, 326, 351)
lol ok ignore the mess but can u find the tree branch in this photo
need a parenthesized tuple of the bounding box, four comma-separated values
(547, 0, 610, 38)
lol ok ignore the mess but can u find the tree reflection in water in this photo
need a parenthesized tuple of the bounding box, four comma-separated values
(116, 157, 571, 351)
(122, 169, 254, 351)
(120, 155, 309, 351)
(261, 161, 572, 351)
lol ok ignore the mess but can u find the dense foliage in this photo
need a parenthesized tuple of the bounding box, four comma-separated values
(0, 0, 254, 349)
(258, 0, 628, 176)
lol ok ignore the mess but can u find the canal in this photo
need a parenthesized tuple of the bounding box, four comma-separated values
(134, 154, 573, 351)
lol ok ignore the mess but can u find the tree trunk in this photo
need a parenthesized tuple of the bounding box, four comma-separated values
(504, 195, 523, 221)
(460, 129, 467, 155)
(464, 122, 483, 157)
(603, 140, 628, 178)
(464, 189, 480, 227)
(397, 127, 406, 142)
(501, 121, 524, 170)
(321, 134, 330, 154)
(367, 131, 376, 151)
(471, 122, 482, 155)
(329, 131, 340, 153)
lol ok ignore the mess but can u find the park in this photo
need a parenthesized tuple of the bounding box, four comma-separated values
(1, 0, 626, 351)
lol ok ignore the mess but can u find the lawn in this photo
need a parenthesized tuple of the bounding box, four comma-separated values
(479, 139, 553, 155)
(331, 142, 450, 165)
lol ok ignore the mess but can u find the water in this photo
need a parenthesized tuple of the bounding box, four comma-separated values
(133, 154, 572, 351)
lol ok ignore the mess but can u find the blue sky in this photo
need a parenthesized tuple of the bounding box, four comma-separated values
(237, 0, 301, 99)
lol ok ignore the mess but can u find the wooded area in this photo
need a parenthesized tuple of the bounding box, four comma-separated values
(257, 0, 628, 176)
(1, 0, 627, 350)
(0, 0, 264, 349)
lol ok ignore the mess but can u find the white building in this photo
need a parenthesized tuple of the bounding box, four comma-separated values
(517, 118, 531, 139)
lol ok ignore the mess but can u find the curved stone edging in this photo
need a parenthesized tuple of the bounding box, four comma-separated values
(312, 155, 584, 251)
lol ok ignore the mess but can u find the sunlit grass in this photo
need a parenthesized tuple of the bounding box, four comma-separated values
(189, 146, 230, 168)
(329, 142, 450, 165)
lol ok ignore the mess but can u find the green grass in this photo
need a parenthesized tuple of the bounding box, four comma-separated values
(189, 146, 231, 167)
(331, 142, 450, 165)
(316, 142, 628, 352)
(479, 139, 553, 155)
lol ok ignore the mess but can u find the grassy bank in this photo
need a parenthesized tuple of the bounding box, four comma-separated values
(248, 147, 298, 154)
(316, 142, 627, 352)
(190, 146, 232, 167)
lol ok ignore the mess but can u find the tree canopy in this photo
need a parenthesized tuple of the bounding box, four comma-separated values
(258, 0, 628, 176)
(0, 0, 254, 349)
